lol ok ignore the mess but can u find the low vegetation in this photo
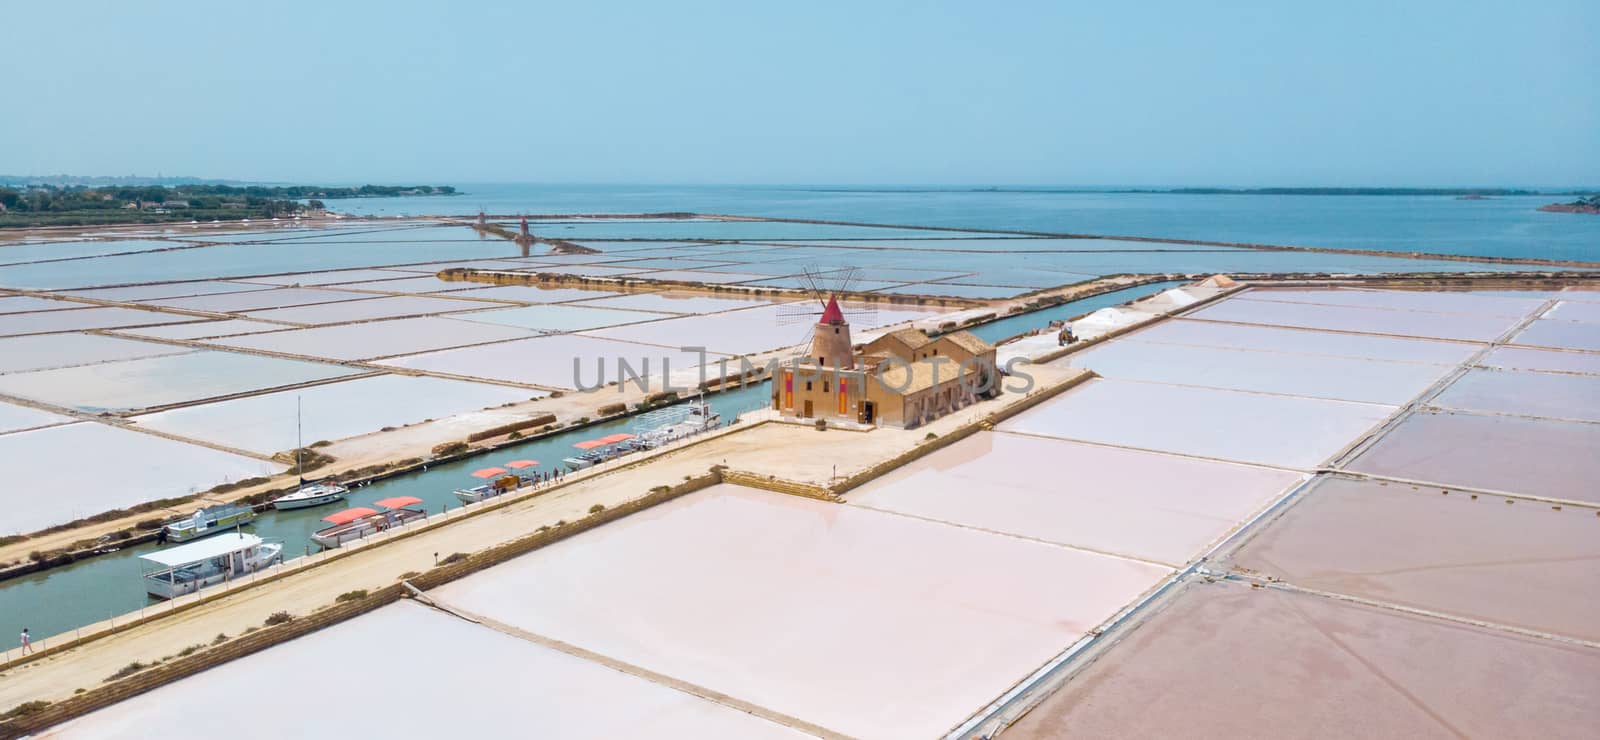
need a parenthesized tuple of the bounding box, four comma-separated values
(263, 611, 294, 626)
(438, 552, 469, 566)
(104, 661, 149, 682)
(588, 503, 606, 514)
(336, 589, 369, 603)
(431, 441, 470, 457)
(0, 700, 51, 720)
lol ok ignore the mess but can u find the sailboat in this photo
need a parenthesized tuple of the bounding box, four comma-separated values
(271, 397, 349, 511)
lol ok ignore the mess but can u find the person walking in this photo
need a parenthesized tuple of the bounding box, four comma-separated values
(20, 627, 33, 655)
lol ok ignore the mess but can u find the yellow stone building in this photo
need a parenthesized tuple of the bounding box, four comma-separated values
(772, 298, 998, 428)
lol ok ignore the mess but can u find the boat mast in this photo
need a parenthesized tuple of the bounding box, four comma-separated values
(296, 395, 305, 486)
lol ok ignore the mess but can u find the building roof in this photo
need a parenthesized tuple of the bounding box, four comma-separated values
(820, 296, 845, 325)
(938, 330, 993, 356)
(140, 533, 263, 568)
(865, 328, 932, 355)
(875, 358, 970, 395)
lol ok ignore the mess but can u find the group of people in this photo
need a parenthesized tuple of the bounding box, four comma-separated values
(529, 468, 565, 486)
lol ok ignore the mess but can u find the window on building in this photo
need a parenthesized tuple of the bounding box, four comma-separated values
(817, 356, 824, 364)
(806, 381, 813, 391)
(823, 380, 830, 392)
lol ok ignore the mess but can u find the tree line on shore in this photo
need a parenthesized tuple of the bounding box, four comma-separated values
(0, 183, 454, 227)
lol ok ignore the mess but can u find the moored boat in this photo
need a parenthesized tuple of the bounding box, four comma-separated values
(638, 396, 722, 447)
(271, 481, 349, 510)
(310, 496, 427, 549)
(562, 433, 639, 471)
(272, 398, 348, 510)
(141, 532, 283, 599)
(454, 460, 539, 504)
(162, 503, 256, 543)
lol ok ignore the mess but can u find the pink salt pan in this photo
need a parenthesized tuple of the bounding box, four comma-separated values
(1230, 477, 1600, 641)
(1345, 410, 1600, 504)
(1001, 581, 1600, 740)
(432, 484, 1170, 739)
(844, 431, 1306, 566)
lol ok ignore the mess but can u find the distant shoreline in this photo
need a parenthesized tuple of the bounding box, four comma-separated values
(797, 186, 1588, 197)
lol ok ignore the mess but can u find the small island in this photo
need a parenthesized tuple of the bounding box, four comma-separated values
(0, 182, 456, 228)
(1539, 195, 1600, 215)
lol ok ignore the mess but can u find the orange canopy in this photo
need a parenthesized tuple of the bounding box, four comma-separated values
(373, 496, 423, 510)
(504, 460, 539, 469)
(471, 467, 508, 479)
(572, 439, 607, 450)
(321, 507, 378, 525)
(599, 433, 635, 444)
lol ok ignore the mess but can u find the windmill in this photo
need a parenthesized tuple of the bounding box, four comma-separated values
(776, 266, 875, 361)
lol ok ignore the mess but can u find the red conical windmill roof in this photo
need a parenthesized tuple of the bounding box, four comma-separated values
(819, 295, 845, 325)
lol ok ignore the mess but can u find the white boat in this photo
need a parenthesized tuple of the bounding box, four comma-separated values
(558, 398, 723, 471)
(162, 503, 256, 543)
(561, 433, 640, 471)
(272, 397, 348, 510)
(639, 397, 722, 446)
(141, 532, 283, 599)
(272, 482, 348, 510)
(454, 460, 539, 504)
(311, 496, 427, 549)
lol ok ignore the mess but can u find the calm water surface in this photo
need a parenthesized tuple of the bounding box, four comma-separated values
(332, 185, 1600, 262)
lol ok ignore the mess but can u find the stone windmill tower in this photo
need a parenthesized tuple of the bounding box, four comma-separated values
(779, 267, 871, 369)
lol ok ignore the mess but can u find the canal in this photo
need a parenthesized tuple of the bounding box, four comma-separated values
(964, 280, 1188, 345)
(0, 383, 773, 642)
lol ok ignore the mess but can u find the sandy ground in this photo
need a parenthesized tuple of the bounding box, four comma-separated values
(0, 363, 1084, 710)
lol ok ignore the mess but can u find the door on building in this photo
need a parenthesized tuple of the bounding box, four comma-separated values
(860, 401, 876, 424)
(802, 400, 813, 418)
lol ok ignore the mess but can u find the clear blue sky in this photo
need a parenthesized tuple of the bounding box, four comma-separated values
(3, 0, 1595, 186)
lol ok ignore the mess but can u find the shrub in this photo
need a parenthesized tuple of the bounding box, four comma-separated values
(1, 700, 52, 720)
(507, 431, 522, 440)
(212, 633, 229, 645)
(176, 644, 202, 658)
(264, 611, 294, 626)
(924, 432, 938, 440)
(107, 529, 132, 541)
(135, 518, 165, 530)
(311, 440, 332, 448)
(597, 402, 626, 416)
(104, 661, 149, 682)
(336, 589, 369, 603)
(27, 551, 44, 563)
(439, 552, 469, 566)
(431, 441, 470, 457)
(814, 419, 827, 431)
(588, 504, 606, 514)
(380, 426, 397, 432)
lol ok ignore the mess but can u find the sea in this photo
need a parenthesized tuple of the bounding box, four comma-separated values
(333, 184, 1600, 263)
